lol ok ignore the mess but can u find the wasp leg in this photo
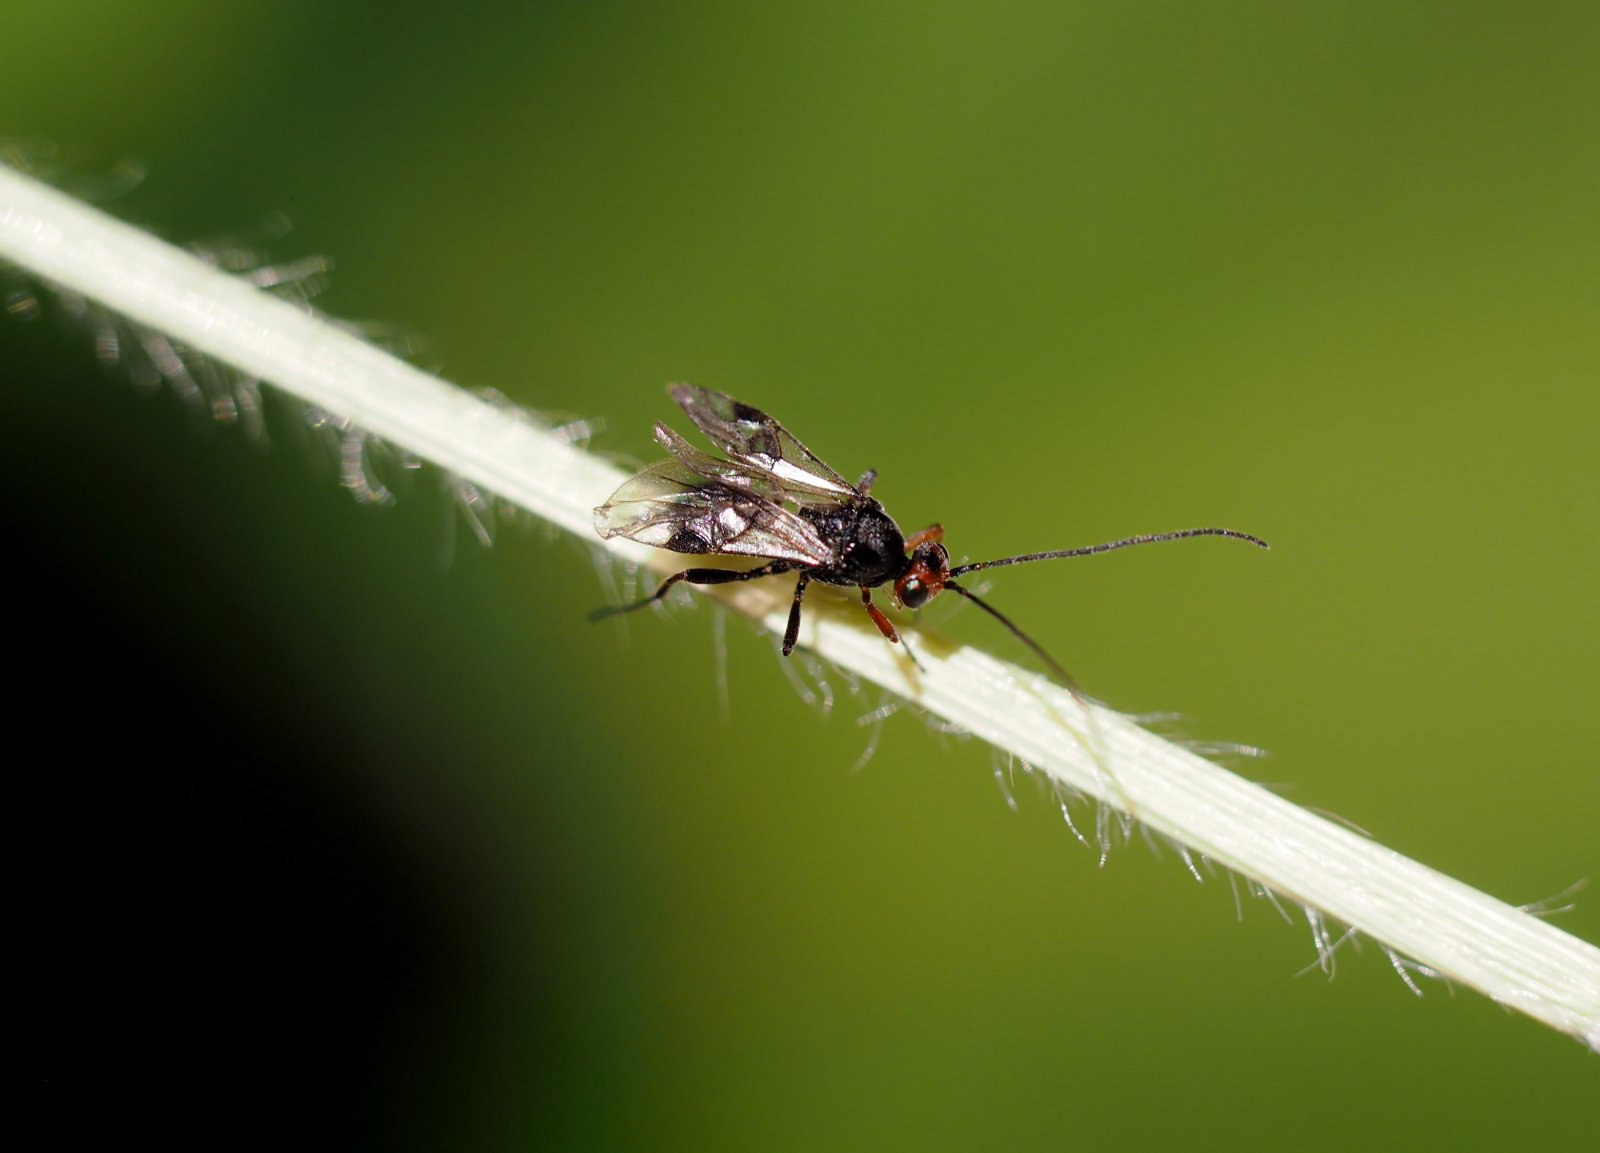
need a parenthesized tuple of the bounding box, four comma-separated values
(905, 523, 944, 550)
(588, 560, 795, 623)
(860, 587, 926, 672)
(781, 572, 812, 655)
(860, 587, 899, 643)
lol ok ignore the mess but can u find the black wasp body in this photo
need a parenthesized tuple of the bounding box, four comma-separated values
(592, 384, 1267, 682)
(794, 500, 906, 589)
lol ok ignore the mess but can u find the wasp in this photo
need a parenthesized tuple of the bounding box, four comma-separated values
(591, 385, 1266, 682)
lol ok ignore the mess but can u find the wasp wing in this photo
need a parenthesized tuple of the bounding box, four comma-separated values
(669, 384, 858, 500)
(593, 458, 834, 565)
(649, 423, 776, 495)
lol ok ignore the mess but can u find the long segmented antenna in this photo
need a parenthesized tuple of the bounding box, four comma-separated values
(934, 527, 1268, 692)
(943, 579, 1081, 695)
(949, 527, 1268, 577)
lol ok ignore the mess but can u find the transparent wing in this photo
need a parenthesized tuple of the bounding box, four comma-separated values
(593, 458, 834, 565)
(650, 423, 774, 495)
(669, 384, 858, 499)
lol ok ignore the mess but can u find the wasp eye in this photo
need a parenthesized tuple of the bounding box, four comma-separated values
(898, 577, 929, 609)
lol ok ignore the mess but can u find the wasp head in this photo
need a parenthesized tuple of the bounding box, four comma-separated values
(893, 537, 951, 609)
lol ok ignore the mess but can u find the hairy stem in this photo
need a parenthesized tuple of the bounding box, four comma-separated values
(4, 164, 1596, 1048)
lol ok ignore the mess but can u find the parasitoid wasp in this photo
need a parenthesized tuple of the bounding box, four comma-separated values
(590, 384, 1267, 684)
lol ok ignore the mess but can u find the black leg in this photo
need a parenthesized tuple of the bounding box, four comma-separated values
(781, 572, 811, 655)
(588, 561, 794, 623)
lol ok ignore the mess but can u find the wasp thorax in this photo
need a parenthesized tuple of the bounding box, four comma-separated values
(894, 542, 951, 609)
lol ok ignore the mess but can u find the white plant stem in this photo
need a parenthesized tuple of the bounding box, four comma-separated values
(4, 165, 1596, 1049)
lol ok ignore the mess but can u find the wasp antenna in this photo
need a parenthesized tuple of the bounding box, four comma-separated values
(944, 580, 1085, 701)
(948, 527, 1268, 577)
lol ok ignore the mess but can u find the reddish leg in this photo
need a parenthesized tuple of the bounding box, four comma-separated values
(906, 523, 944, 549)
(863, 587, 927, 672)
(860, 587, 900, 643)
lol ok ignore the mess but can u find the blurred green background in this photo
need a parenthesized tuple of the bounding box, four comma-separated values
(4, 1, 1596, 1146)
